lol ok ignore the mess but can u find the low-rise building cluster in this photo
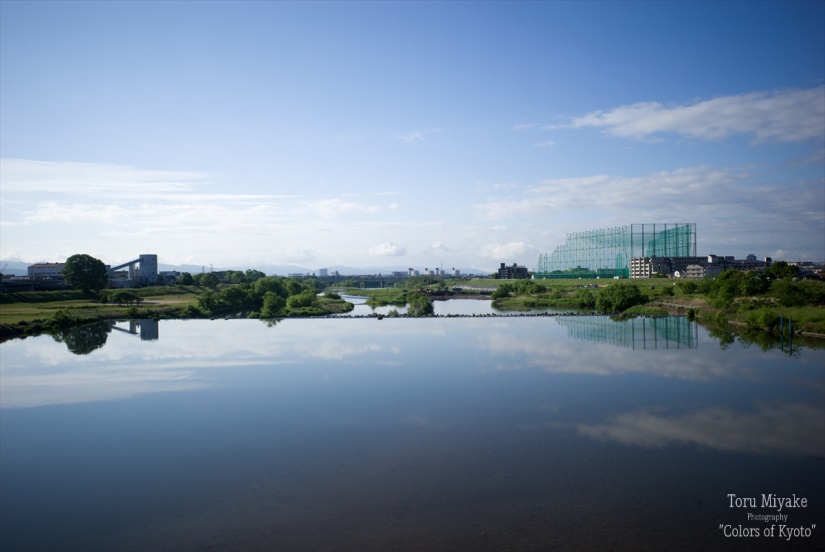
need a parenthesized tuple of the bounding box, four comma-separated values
(629, 254, 823, 279)
(629, 254, 769, 278)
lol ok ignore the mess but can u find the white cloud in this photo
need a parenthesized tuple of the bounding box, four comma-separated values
(479, 241, 535, 260)
(566, 86, 825, 143)
(369, 242, 407, 256)
(397, 131, 425, 144)
(534, 140, 555, 148)
(0, 158, 207, 195)
(0, 159, 432, 267)
(491, 182, 520, 190)
(396, 128, 442, 144)
(305, 198, 389, 218)
(475, 165, 747, 220)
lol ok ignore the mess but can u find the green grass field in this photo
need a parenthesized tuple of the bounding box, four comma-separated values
(0, 286, 203, 326)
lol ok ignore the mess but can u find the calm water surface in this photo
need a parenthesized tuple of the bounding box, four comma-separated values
(336, 295, 568, 316)
(1, 315, 823, 551)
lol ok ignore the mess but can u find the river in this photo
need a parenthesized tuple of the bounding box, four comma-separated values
(336, 295, 566, 316)
(0, 313, 823, 551)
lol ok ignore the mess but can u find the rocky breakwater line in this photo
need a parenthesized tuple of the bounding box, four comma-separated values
(327, 312, 599, 319)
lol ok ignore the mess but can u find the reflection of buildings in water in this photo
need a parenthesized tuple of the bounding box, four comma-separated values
(108, 319, 159, 341)
(557, 316, 698, 349)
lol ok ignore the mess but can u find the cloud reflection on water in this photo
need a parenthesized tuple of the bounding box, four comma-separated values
(1, 318, 822, 416)
(575, 402, 825, 457)
(477, 328, 756, 382)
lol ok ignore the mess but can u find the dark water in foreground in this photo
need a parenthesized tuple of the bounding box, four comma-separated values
(0, 316, 823, 551)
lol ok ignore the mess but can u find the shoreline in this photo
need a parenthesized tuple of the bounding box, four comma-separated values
(3, 292, 824, 343)
(4, 309, 824, 348)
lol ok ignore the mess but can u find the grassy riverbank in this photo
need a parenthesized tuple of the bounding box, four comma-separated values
(0, 283, 354, 341)
(487, 275, 825, 336)
(3, 271, 823, 340)
(333, 275, 825, 337)
(0, 286, 201, 324)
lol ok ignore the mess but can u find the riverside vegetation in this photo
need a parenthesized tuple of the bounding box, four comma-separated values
(491, 262, 824, 337)
(339, 263, 825, 337)
(2, 260, 823, 341)
(0, 270, 353, 341)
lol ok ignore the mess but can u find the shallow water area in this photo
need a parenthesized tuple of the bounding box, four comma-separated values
(1, 316, 823, 551)
(335, 295, 565, 316)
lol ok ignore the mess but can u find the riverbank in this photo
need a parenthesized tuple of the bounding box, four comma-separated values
(2, 277, 824, 342)
(0, 284, 354, 341)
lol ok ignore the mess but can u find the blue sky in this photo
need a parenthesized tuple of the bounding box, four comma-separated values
(1, 0, 823, 271)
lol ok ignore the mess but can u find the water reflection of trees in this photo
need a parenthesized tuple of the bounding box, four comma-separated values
(52, 321, 110, 355)
(706, 323, 807, 358)
(51, 319, 160, 355)
(556, 316, 698, 349)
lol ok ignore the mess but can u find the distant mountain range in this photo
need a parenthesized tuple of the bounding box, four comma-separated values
(1, 260, 492, 277)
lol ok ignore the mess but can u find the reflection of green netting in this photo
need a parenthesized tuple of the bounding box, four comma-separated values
(534, 223, 696, 279)
(557, 315, 698, 349)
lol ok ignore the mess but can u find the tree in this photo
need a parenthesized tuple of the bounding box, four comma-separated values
(766, 261, 799, 280)
(262, 291, 286, 317)
(770, 279, 808, 307)
(678, 280, 698, 294)
(52, 321, 110, 355)
(491, 283, 512, 299)
(200, 273, 220, 289)
(596, 282, 646, 313)
(225, 270, 247, 284)
(576, 288, 596, 309)
(407, 292, 434, 316)
(219, 284, 256, 310)
(708, 269, 742, 308)
(111, 290, 142, 306)
(254, 277, 286, 297)
(245, 269, 266, 282)
(286, 289, 316, 309)
(63, 254, 108, 292)
(739, 271, 770, 296)
(198, 290, 221, 311)
(178, 272, 194, 285)
(286, 280, 303, 296)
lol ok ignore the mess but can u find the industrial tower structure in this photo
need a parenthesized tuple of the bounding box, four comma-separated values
(108, 254, 158, 285)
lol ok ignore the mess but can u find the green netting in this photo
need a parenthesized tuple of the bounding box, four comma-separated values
(556, 315, 699, 349)
(534, 223, 696, 279)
